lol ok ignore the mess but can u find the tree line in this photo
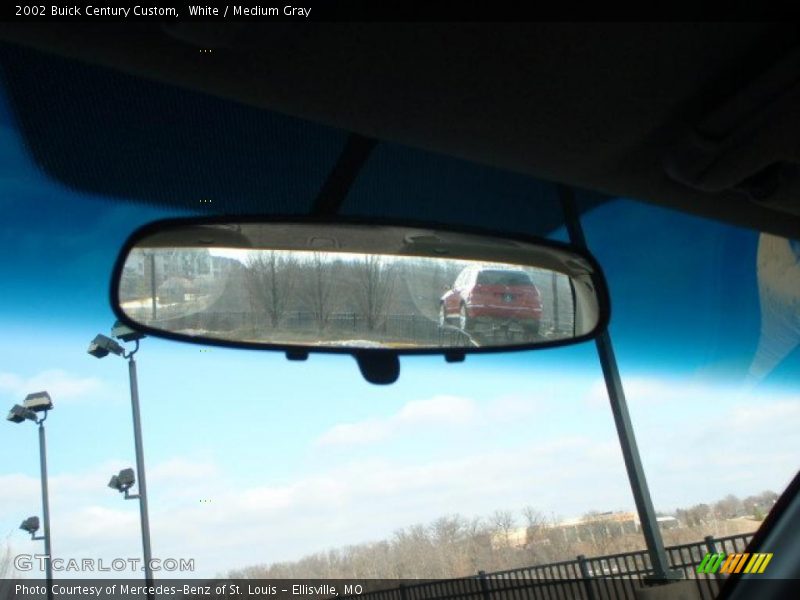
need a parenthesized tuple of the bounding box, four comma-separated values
(227, 490, 777, 579)
(243, 251, 401, 333)
(0, 491, 777, 579)
(242, 251, 462, 334)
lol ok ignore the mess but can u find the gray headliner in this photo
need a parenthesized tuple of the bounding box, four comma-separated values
(1, 22, 799, 237)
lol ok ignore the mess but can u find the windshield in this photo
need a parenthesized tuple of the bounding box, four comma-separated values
(0, 47, 798, 588)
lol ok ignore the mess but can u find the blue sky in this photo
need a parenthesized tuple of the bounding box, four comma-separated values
(0, 71, 798, 580)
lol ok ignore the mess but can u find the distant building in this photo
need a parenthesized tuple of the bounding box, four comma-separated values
(124, 248, 223, 280)
(491, 511, 683, 550)
(523, 511, 684, 548)
(551, 512, 639, 544)
(653, 516, 680, 530)
(121, 249, 239, 300)
(491, 527, 529, 549)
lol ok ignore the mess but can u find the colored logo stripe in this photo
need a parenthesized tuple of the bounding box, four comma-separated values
(745, 553, 773, 574)
(697, 552, 773, 574)
(721, 553, 749, 574)
(697, 552, 725, 574)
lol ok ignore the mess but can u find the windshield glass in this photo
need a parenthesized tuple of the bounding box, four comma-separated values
(0, 48, 797, 585)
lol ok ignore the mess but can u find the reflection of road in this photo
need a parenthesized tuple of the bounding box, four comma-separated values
(398, 268, 441, 323)
(122, 267, 247, 325)
(388, 275, 478, 347)
(121, 296, 214, 322)
(205, 267, 250, 312)
(437, 322, 480, 347)
(121, 296, 209, 312)
(315, 340, 390, 349)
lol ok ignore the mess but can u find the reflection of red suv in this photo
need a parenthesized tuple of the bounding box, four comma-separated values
(439, 266, 542, 333)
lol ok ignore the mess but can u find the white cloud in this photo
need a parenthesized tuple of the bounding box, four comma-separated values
(2, 376, 798, 580)
(149, 457, 220, 483)
(485, 395, 540, 420)
(0, 473, 40, 508)
(0, 369, 103, 403)
(316, 395, 478, 447)
(316, 394, 538, 447)
(396, 395, 478, 425)
(315, 418, 392, 446)
(585, 376, 800, 510)
(584, 375, 799, 418)
(0, 460, 136, 519)
(0, 441, 625, 579)
(726, 401, 800, 431)
(2, 395, 798, 582)
(586, 376, 689, 408)
(140, 437, 629, 572)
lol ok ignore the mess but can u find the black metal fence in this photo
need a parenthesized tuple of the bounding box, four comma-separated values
(343, 533, 753, 600)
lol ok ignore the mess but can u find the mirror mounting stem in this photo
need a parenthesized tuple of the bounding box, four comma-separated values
(354, 351, 400, 385)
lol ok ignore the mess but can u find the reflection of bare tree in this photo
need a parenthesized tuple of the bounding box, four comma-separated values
(351, 255, 398, 331)
(307, 252, 334, 331)
(244, 252, 298, 328)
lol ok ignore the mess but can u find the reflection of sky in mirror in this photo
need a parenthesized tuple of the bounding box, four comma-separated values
(209, 247, 250, 263)
(205, 247, 563, 274)
(0, 71, 798, 579)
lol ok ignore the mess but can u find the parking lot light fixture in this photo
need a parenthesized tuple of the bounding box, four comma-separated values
(108, 468, 140, 499)
(7, 393, 54, 600)
(88, 324, 152, 595)
(23, 391, 53, 412)
(20, 516, 44, 540)
(112, 320, 146, 343)
(7, 404, 37, 423)
(87, 334, 125, 359)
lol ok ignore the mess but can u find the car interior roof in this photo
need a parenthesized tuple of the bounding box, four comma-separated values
(1, 23, 799, 238)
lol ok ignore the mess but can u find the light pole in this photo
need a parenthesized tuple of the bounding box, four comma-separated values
(559, 185, 680, 583)
(88, 323, 153, 595)
(7, 391, 54, 600)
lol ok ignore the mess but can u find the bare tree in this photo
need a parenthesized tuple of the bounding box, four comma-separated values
(351, 255, 398, 331)
(690, 503, 712, 526)
(759, 490, 779, 504)
(1, 537, 15, 593)
(714, 494, 743, 519)
(522, 506, 548, 537)
(580, 511, 611, 548)
(244, 251, 299, 329)
(491, 509, 517, 546)
(225, 491, 768, 580)
(429, 515, 469, 577)
(391, 523, 436, 578)
(306, 252, 335, 332)
(521, 505, 550, 561)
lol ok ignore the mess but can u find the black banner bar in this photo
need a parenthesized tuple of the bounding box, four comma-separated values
(0, 1, 787, 23)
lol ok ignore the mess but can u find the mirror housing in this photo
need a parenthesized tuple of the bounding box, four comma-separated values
(111, 218, 610, 382)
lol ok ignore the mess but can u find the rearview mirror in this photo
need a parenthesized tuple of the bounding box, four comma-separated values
(111, 219, 609, 373)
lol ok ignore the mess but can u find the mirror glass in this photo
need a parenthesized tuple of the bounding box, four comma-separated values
(115, 222, 606, 351)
